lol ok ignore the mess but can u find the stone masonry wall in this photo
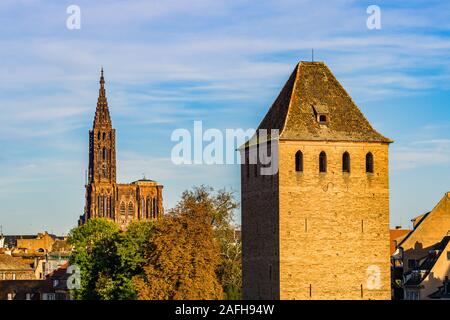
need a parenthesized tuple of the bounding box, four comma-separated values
(278, 140, 391, 300)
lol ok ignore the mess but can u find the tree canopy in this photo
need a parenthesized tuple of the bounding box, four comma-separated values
(67, 186, 241, 300)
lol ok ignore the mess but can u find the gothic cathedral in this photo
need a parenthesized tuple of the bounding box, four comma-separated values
(79, 69, 164, 230)
(241, 61, 391, 300)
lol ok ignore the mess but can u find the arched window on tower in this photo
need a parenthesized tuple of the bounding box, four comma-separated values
(366, 152, 374, 173)
(342, 152, 350, 173)
(103, 148, 107, 160)
(98, 196, 102, 217)
(140, 199, 145, 219)
(146, 197, 151, 219)
(319, 151, 327, 173)
(102, 164, 107, 178)
(295, 150, 303, 172)
(245, 152, 250, 179)
(120, 202, 126, 216)
(128, 202, 134, 218)
(105, 196, 110, 218)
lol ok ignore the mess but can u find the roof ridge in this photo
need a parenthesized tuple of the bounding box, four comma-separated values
(279, 62, 300, 139)
(256, 60, 392, 143)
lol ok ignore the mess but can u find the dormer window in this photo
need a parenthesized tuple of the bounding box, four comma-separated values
(312, 104, 329, 125)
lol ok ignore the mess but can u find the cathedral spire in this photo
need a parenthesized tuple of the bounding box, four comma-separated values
(93, 67, 111, 128)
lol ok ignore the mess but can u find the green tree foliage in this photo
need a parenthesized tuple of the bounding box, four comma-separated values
(68, 218, 154, 300)
(67, 186, 242, 300)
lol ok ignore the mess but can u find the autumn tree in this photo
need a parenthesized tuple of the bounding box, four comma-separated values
(182, 186, 242, 299)
(133, 187, 226, 300)
(133, 186, 241, 300)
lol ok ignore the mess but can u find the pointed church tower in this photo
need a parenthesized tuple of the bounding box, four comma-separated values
(89, 68, 117, 184)
(241, 61, 392, 300)
(82, 69, 117, 222)
(79, 69, 164, 229)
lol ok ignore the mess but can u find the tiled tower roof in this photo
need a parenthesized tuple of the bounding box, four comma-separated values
(258, 61, 392, 143)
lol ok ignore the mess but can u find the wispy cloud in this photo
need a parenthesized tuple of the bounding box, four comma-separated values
(2, 0, 450, 233)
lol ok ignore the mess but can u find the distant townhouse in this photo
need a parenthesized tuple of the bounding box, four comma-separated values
(0, 254, 36, 280)
(0, 263, 71, 300)
(392, 192, 450, 300)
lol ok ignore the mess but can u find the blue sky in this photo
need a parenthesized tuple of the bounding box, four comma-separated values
(1, 0, 450, 234)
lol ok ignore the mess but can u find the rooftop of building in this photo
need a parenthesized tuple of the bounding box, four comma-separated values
(248, 61, 392, 146)
(404, 236, 450, 286)
(390, 228, 412, 255)
(398, 192, 450, 248)
(0, 253, 33, 271)
(131, 178, 158, 185)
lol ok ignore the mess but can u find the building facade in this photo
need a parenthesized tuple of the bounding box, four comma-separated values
(241, 61, 392, 300)
(0, 254, 36, 280)
(79, 69, 164, 229)
(393, 192, 450, 300)
(0, 263, 71, 300)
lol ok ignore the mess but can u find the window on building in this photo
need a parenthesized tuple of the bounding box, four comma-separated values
(312, 105, 329, 125)
(140, 199, 145, 219)
(408, 259, 418, 269)
(43, 293, 55, 300)
(245, 152, 250, 179)
(319, 151, 327, 173)
(98, 132, 101, 140)
(254, 146, 258, 177)
(98, 196, 103, 217)
(447, 251, 450, 260)
(120, 202, 126, 215)
(295, 151, 303, 172)
(128, 202, 134, 217)
(342, 152, 350, 173)
(406, 291, 420, 300)
(147, 197, 151, 219)
(103, 132, 106, 140)
(366, 152, 374, 173)
(102, 164, 107, 178)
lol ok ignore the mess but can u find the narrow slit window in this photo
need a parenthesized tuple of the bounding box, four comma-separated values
(246, 152, 250, 179)
(342, 152, 350, 173)
(366, 152, 374, 173)
(319, 151, 327, 173)
(295, 151, 303, 172)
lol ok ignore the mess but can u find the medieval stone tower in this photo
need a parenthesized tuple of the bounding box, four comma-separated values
(79, 69, 164, 230)
(241, 61, 392, 300)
